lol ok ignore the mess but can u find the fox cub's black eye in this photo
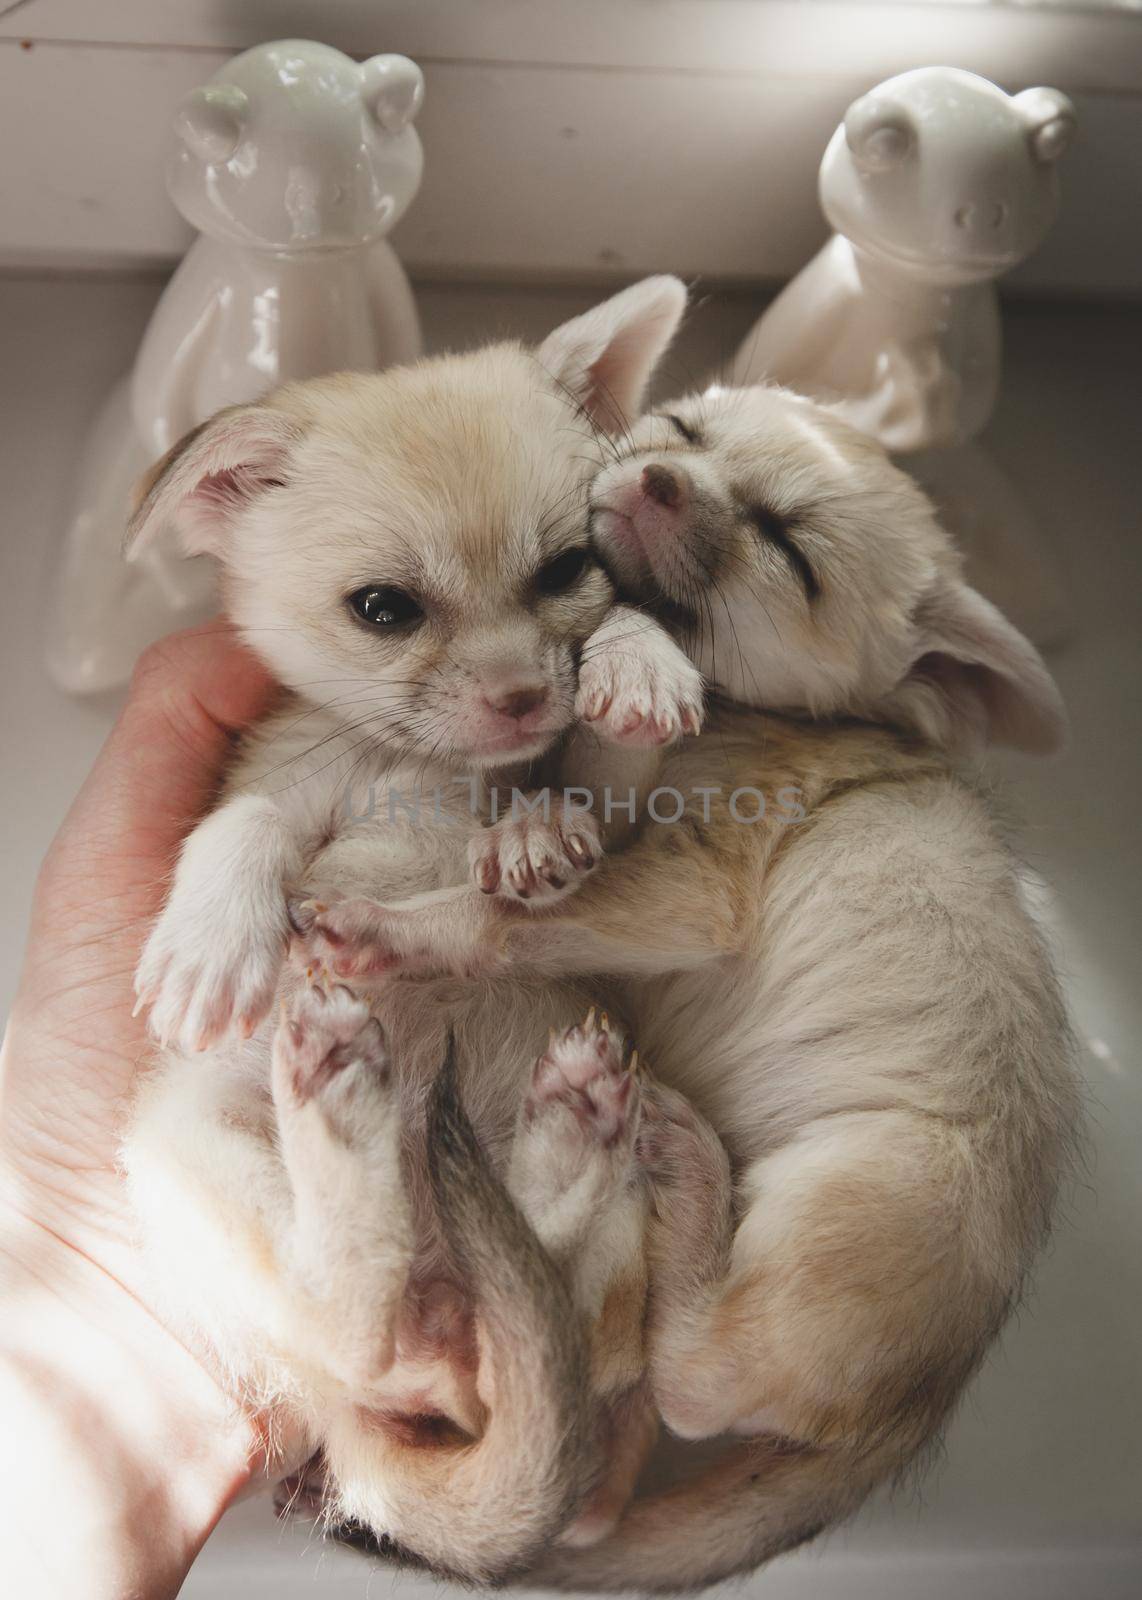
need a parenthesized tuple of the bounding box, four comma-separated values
(348, 585, 423, 628)
(536, 546, 591, 595)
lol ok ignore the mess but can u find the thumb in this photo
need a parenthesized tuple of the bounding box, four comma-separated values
(21, 623, 276, 1025)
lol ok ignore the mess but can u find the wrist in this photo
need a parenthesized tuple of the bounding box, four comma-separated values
(0, 1218, 256, 1599)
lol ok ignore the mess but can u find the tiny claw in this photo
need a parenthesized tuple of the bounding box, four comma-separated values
(584, 1006, 597, 1030)
(629, 1048, 640, 1076)
(583, 688, 608, 720)
(599, 1011, 610, 1033)
(475, 854, 500, 894)
(131, 993, 146, 1019)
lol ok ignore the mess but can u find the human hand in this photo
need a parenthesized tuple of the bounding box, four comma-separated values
(0, 624, 276, 1599)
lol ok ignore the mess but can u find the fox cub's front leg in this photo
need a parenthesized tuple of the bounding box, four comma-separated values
(135, 793, 305, 1051)
(271, 983, 414, 1389)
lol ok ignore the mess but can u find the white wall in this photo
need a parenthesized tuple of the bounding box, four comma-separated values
(2, 1, 1141, 293)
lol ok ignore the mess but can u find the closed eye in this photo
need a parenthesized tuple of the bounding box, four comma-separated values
(745, 506, 820, 602)
(664, 413, 702, 446)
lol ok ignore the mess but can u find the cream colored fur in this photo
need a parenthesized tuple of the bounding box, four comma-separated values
(301, 373, 1078, 1589)
(123, 278, 712, 1581)
(124, 279, 1077, 1589)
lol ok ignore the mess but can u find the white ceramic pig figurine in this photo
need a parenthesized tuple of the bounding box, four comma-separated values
(49, 39, 425, 694)
(732, 68, 1075, 452)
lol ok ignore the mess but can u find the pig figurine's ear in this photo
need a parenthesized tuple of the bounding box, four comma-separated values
(362, 55, 425, 133)
(1014, 87, 1076, 165)
(174, 84, 249, 164)
(843, 93, 915, 173)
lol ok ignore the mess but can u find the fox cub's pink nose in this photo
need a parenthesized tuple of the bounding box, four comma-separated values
(641, 462, 687, 510)
(485, 683, 549, 720)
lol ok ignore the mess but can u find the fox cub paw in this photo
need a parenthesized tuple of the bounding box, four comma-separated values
(469, 798, 601, 903)
(577, 629, 703, 747)
(272, 982, 391, 1133)
(525, 1009, 643, 1153)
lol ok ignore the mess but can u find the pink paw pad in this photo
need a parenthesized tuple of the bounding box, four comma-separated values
(290, 897, 419, 980)
(526, 1009, 642, 1147)
(274, 982, 388, 1104)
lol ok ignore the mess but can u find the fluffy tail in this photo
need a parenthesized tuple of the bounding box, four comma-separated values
(530, 1433, 894, 1593)
(364, 1037, 597, 1583)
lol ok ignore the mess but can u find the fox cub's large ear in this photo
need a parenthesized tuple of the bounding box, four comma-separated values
(126, 405, 303, 560)
(887, 580, 1067, 756)
(537, 275, 687, 434)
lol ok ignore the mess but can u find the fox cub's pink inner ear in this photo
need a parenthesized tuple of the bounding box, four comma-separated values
(126, 406, 303, 561)
(537, 275, 687, 436)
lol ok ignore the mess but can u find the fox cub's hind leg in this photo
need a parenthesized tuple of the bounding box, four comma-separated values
(642, 1108, 1007, 1457)
(509, 1012, 657, 1547)
(271, 983, 414, 1389)
(509, 1011, 647, 1340)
